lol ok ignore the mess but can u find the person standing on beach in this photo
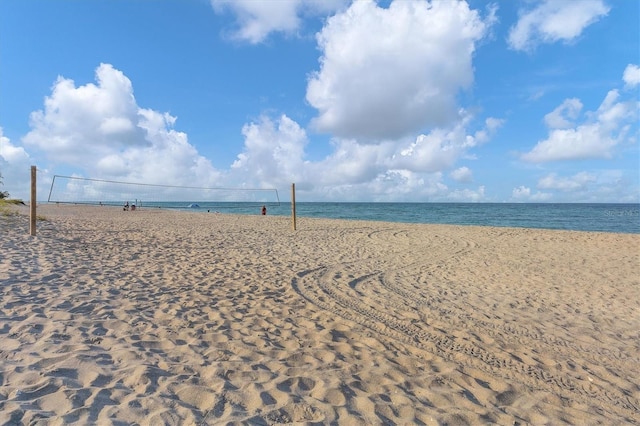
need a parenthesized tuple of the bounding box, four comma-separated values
(261, 205, 267, 215)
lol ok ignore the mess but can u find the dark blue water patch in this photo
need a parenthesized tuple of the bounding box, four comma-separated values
(273, 203, 639, 234)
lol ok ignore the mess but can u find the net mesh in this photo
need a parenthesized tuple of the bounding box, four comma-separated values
(48, 175, 280, 209)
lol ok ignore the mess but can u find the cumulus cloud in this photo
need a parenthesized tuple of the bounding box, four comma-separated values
(229, 110, 499, 201)
(299, 169, 450, 202)
(450, 166, 473, 183)
(473, 117, 505, 145)
(544, 98, 583, 129)
(3, 1, 504, 203)
(211, 0, 348, 43)
(23, 64, 140, 165)
(230, 116, 402, 195)
(306, 0, 495, 140)
(1, 128, 29, 164)
(365, 170, 448, 201)
(521, 124, 615, 162)
(394, 130, 467, 173)
(231, 114, 308, 188)
(623, 64, 640, 88)
(313, 139, 394, 186)
(391, 112, 500, 172)
(521, 68, 639, 163)
(0, 127, 32, 198)
(511, 185, 552, 202)
(511, 185, 531, 199)
(530, 170, 638, 202)
(7, 60, 499, 203)
(21, 64, 222, 188)
(447, 185, 485, 202)
(508, 0, 609, 51)
(538, 172, 595, 191)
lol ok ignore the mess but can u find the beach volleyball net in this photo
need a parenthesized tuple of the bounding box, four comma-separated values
(47, 175, 280, 210)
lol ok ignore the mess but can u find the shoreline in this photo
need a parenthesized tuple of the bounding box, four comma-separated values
(1, 204, 639, 424)
(37, 201, 640, 234)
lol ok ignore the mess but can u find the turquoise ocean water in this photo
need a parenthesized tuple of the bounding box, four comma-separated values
(138, 202, 640, 234)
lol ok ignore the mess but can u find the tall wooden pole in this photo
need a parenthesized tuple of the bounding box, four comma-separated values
(30, 165, 36, 236)
(291, 183, 296, 231)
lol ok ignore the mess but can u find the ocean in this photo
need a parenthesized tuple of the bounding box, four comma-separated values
(138, 202, 640, 234)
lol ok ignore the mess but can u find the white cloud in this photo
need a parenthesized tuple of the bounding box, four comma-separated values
(211, 0, 348, 43)
(521, 125, 616, 162)
(299, 169, 450, 202)
(23, 64, 141, 164)
(511, 185, 531, 199)
(447, 185, 485, 202)
(21, 64, 222, 188)
(511, 185, 552, 202)
(313, 139, 394, 185)
(6, 61, 501, 203)
(229, 116, 396, 194)
(1, 128, 29, 164)
(623, 64, 640, 88)
(366, 169, 447, 201)
(508, 0, 609, 51)
(531, 170, 639, 202)
(0, 127, 32, 198)
(306, 0, 494, 140)
(395, 130, 466, 173)
(594, 89, 635, 131)
(538, 171, 595, 191)
(391, 113, 500, 172)
(544, 98, 583, 129)
(228, 110, 499, 201)
(99, 116, 135, 135)
(521, 77, 638, 163)
(473, 117, 505, 145)
(229, 121, 461, 200)
(231, 114, 308, 188)
(450, 166, 473, 183)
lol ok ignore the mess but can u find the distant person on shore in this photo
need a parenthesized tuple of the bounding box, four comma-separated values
(123, 201, 129, 211)
(261, 205, 267, 215)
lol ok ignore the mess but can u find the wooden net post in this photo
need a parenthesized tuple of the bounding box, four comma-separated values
(291, 183, 297, 231)
(30, 165, 36, 236)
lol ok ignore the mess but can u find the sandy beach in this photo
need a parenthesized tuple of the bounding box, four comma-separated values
(1, 204, 639, 425)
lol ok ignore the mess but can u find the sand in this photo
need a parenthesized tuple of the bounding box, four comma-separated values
(1, 204, 638, 425)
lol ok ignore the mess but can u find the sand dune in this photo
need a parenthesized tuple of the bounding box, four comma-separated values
(1, 204, 639, 425)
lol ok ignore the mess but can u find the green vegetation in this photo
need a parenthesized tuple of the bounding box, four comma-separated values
(0, 175, 46, 220)
(0, 199, 19, 217)
(0, 199, 46, 221)
(0, 199, 24, 206)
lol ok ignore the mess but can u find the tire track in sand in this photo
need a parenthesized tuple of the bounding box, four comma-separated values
(291, 227, 640, 419)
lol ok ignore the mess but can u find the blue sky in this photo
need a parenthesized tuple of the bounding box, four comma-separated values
(1, 0, 638, 202)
